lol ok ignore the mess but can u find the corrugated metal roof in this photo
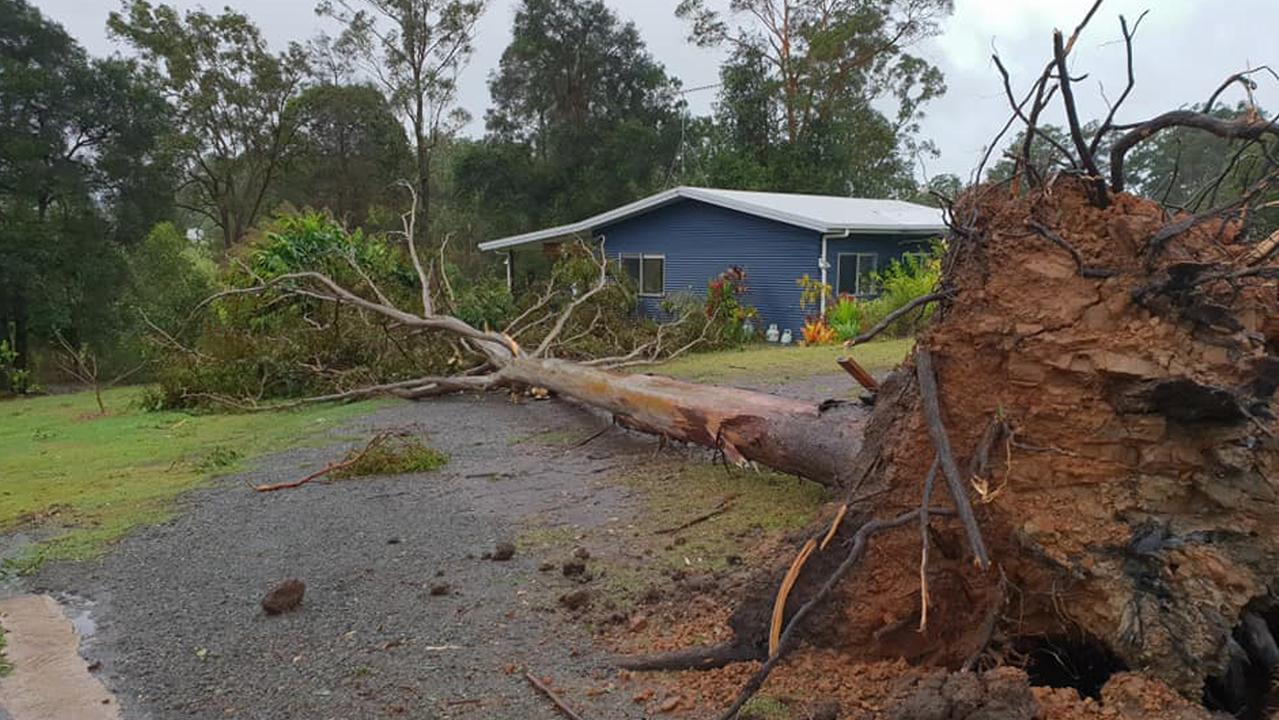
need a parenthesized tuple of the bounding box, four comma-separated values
(477, 186, 948, 251)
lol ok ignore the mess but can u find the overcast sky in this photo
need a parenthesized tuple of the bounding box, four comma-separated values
(32, 0, 1279, 183)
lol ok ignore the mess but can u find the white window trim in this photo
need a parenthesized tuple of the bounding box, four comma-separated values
(836, 252, 879, 296)
(619, 252, 666, 298)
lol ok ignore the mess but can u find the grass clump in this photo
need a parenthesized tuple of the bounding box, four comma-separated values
(739, 696, 789, 720)
(0, 625, 12, 677)
(331, 436, 448, 478)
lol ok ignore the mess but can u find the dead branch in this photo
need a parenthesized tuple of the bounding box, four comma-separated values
(524, 671, 587, 720)
(844, 292, 952, 347)
(1053, 29, 1108, 206)
(254, 431, 395, 492)
(915, 348, 990, 569)
(1110, 111, 1279, 193)
(655, 494, 738, 535)
(533, 246, 612, 357)
(1087, 12, 1148, 158)
(836, 356, 880, 392)
(393, 180, 434, 317)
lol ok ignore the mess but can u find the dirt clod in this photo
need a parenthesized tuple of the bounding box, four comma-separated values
(562, 560, 586, 577)
(261, 579, 305, 616)
(490, 542, 516, 561)
(429, 584, 450, 596)
(559, 589, 591, 611)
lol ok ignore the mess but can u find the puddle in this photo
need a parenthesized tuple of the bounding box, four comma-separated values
(57, 593, 98, 641)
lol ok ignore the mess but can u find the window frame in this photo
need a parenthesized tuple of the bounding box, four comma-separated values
(619, 252, 666, 298)
(836, 252, 880, 297)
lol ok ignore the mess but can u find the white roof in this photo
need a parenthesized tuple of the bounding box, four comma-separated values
(477, 186, 947, 252)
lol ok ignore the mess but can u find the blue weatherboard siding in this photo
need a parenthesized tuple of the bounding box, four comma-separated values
(600, 200, 819, 333)
(595, 199, 940, 332)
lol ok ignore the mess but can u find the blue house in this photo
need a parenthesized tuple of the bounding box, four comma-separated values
(478, 187, 947, 334)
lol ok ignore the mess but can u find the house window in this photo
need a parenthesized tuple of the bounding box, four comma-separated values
(620, 253, 665, 297)
(836, 253, 879, 296)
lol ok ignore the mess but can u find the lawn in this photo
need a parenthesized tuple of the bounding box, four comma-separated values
(649, 337, 914, 384)
(0, 387, 378, 571)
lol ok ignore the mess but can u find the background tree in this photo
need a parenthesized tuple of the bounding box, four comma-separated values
(676, 0, 951, 196)
(277, 83, 413, 228)
(109, 1, 309, 251)
(1, 0, 173, 379)
(317, 0, 485, 238)
(454, 0, 684, 232)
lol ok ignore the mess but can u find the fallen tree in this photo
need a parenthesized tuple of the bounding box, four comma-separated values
(615, 6, 1279, 719)
(183, 4, 1279, 714)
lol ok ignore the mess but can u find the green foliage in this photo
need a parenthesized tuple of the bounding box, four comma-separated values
(152, 213, 450, 408)
(126, 223, 216, 351)
(0, 340, 37, 395)
(796, 274, 832, 315)
(674, 0, 951, 196)
(109, 0, 309, 250)
(826, 295, 863, 341)
(1, 0, 174, 380)
(453, 0, 683, 232)
(703, 266, 758, 345)
(452, 274, 516, 330)
(0, 626, 10, 677)
(860, 244, 944, 338)
(332, 437, 449, 478)
(278, 83, 412, 228)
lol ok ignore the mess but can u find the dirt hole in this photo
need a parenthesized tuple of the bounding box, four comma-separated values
(1014, 633, 1128, 700)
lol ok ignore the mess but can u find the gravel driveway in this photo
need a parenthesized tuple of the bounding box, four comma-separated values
(28, 392, 666, 720)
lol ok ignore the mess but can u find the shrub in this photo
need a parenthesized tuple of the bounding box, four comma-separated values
(826, 295, 863, 341)
(452, 274, 515, 330)
(802, 318, 837, 346)
(705, 265, 758, 345)
(151, 213, 452, 409)
(860, 244, 944, 338)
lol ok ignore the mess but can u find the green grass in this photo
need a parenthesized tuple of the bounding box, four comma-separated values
(0, 625, 11, 677)
(0, 387, 378, 571)
(591, 460, 831, 610)
(649, 338, 914, 384)
(739, 696, 789, 720)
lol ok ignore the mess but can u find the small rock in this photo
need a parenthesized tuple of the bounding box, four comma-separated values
(559, 589, 591, 611)
(491, 542, 516, 561)
(573, 546, 591, 560)
(562, 560, 587, 577)
(538, 561, 556, 572)
(429, 584, 450, 596)
(262, 579, 306, 616)
(387, 537, 401, 545)
(628, 614, 648, 633)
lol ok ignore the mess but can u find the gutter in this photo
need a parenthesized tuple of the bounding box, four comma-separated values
(819, 229, 852, 317)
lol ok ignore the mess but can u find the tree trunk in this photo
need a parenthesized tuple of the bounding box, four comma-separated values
(495, 356, 867, 487)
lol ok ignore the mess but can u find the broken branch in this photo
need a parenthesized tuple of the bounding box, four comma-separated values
(253, 432, 394, 492)
(524, 671, 587, 720)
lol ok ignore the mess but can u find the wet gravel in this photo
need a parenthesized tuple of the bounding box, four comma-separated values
(29, 393, 662, 720)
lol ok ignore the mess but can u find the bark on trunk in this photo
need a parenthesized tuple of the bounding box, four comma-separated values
(495, 356, 866, 487)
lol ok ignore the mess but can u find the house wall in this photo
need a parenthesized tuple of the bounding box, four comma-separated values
(599, 199, 821, 333)
(824, 234, 936, 297)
